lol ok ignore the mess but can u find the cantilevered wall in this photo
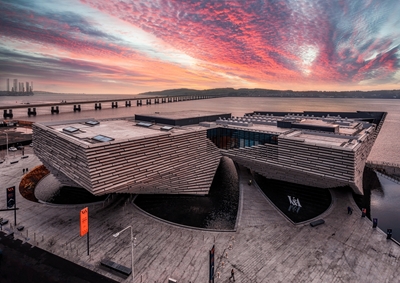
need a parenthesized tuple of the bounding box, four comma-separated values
(220, 128, 377, 195)
(33, 124, 221, 196)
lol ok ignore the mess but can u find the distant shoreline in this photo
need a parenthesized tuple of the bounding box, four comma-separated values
(0, 87, 399, 99)
(0, 91, 34, 96)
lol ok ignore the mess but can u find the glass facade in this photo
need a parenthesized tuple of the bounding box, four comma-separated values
(207, 128, 278, 149)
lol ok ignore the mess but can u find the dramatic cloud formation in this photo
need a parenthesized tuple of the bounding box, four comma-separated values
(0, 0, 399, 93)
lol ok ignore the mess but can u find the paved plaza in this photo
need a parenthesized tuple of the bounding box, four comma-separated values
(1, 149, 400, 282)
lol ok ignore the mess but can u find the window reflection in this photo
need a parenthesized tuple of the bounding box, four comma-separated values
(207, 128, 278, 149)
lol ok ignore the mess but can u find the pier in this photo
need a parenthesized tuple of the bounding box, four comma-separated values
(0, 94, 217, 118)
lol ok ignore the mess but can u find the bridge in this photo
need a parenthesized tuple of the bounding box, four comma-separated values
(366, 161, 400, 183)
(1, 94, 217, 118)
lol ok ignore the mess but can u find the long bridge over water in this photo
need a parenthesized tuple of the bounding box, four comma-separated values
(1, 94, 217, 118)
(366, 161, 400, 183)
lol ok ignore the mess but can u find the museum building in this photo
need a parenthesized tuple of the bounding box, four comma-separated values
(32, 110, 385, 196)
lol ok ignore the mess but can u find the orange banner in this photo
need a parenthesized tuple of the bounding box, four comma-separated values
(80, 207, 88, 236)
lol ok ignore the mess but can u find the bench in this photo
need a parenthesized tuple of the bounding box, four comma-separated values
(21, 156, 29, 159)
(10, 161, 19, 164)
(310, 219, 325, 227)
(101, 259, 131, 276)
(17, 225, 24, 231)
(0, 219, 8, 226)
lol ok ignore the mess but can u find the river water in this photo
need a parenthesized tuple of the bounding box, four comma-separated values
(1, 94, 400, 236)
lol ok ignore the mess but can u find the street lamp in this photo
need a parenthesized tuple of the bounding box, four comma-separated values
(113, 226, 135, 282)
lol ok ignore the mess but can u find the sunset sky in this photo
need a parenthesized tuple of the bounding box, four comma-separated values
(1, 0, 400, 94)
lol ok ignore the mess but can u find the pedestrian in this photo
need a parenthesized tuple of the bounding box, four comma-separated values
(229, 268, 235, 281)
(347, 206, 352, 215)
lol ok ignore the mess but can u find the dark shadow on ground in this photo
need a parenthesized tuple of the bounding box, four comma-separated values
(134, 156, 239, 230)
(254, 174, 332, 223)
(48, 186, 107, 204)
(0, 232, 118, 283)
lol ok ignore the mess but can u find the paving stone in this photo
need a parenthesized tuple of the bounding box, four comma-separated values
(2, 152, 400, 282)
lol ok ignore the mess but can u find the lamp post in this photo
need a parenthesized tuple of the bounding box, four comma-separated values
(113, 226, 135, 282)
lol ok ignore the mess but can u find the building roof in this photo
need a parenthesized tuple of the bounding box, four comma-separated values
(36, 110, 376, 150)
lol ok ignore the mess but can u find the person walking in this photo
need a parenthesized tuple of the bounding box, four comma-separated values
(229, 268, 235, 281)
(347, 206, 353, 215)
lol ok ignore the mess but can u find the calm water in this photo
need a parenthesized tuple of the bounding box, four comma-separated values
(2, 94, 400, 236)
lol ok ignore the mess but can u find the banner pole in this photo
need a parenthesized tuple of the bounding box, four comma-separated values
(14, 187, 17, 225)
(87, 231, 89, 255)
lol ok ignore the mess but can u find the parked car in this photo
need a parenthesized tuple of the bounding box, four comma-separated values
(8, 147, 17, 151)
(17, 145, 24, 150)
(29, 143, 33, 147)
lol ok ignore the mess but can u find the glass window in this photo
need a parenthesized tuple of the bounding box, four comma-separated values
(207, 128, 278, 149)
(137, 122, 152, 127)
(92, 135, 114, 142)
(161, 126, 173, 131)
(63, 127, 79, 133)
(85, 120, 99, 126)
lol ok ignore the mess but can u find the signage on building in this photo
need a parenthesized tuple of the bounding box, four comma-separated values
(288, 195, 302, 213)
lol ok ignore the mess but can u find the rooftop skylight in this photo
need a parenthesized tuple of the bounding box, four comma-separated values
(63, 127, 79, 133)
(91, 135, 114, 142)
(85, 120, 100, 126)
(160, 126, 173, 131)
(137, 122, 152, 128)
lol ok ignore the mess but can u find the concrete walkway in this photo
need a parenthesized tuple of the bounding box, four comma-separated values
(1, 150, 400, 282)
